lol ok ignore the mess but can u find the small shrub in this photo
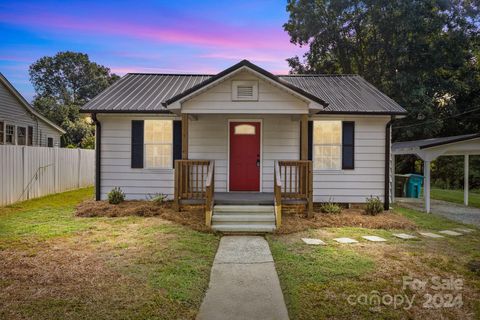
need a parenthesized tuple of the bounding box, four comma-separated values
(147, 193, 168, 205)
(108, 187, 125, 204)
(364, 196, 384, 215)
(319, 199, 342, 214)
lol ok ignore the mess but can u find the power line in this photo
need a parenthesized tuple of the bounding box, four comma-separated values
(392, 106, 480, 130)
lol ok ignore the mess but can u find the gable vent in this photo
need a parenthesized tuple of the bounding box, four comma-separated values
(237, 85, 254, 98)
(232, 80, 258, 101)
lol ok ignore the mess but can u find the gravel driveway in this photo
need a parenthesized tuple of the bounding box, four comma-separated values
(396, 198, 480, 226)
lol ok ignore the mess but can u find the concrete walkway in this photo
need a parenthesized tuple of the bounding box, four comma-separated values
(197, 236, 289, 320)
(396, 198, 480, 226)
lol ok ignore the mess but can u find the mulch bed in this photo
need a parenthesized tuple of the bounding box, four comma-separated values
(75, 200, 211, 233)
(276, 209, 416, 234)
(76, 201, 416, 235)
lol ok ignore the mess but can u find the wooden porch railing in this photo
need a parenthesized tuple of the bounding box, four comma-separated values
(205, 161, 215, 227)
(275, 160, 313, 218)
(274, 161, 282, 227)
(174, 160, 214, 226)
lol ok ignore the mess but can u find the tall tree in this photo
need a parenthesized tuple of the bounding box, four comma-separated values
(29, 51, 119, 147)
(284, 0, 480, 187)
(284, 0, 480, 142)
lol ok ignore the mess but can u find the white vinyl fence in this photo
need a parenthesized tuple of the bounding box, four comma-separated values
(0, 145, 95, 206)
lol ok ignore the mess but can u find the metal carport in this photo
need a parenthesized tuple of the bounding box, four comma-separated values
(392, 133, 480, 213)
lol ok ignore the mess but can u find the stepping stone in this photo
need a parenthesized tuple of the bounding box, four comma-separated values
(439, 230, 463, 236)
(302, 238, 326, 245)
(362, 236, 387, 242)
(419, 232, 444, 238)
(333, 237, 358, 244)
(393, 233, 417, 240)
(454, 228, 475, 233)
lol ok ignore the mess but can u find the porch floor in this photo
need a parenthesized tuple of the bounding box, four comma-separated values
(215, 192, 274, 205)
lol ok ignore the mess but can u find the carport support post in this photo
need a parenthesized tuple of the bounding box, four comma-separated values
(424, 160, 431, 213)
(464, 155, 469, 206)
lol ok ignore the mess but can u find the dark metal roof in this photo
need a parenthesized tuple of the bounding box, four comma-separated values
(81, 60, 406, 114)
(392, 133, 480, 151)
(81, 73, 211, 112)
(280, 75, 406, 114)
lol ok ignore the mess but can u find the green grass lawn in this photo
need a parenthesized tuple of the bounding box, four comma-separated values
(269, 208, 480, 320)
(0, 188, 220, 320)
(431, 188, 480, 208)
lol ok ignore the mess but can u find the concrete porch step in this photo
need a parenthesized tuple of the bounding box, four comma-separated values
(211, 224, 276, 233)
(212, 205, 276, 233)
(212, 215, 275, 223)
(214, 205, 274, 213)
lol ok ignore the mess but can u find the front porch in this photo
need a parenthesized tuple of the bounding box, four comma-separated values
(173, 159, 313, 231)
(172, 110, 313, 232)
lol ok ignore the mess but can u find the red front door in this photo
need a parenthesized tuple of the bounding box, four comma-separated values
(229, 122, 261, 191)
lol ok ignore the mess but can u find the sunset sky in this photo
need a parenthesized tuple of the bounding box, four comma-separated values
(0, 0, 306, 101)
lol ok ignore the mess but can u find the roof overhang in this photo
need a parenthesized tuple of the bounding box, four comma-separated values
(0, 73, 66, 134)
(163, 60, 328, 115)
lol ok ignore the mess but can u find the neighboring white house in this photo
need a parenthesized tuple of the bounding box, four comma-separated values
(0, 73, 65, 147)
(80, 60, 406, 232)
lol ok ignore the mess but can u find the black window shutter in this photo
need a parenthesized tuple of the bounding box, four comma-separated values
(342, 121, 355, 169)
(308, 121, 313, 161)
(173, 120, 182, 162)
(131, 120, 144, 168)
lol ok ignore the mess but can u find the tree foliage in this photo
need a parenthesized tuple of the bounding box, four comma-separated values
(285, 0, 480, 188)
(29, 51, 119, 147)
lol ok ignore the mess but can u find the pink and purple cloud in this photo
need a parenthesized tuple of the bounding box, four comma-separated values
(0, 0, 306, 100)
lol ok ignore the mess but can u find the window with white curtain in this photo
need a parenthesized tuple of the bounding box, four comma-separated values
(313, 121, 342, 170)
(144, 120, 172, 169)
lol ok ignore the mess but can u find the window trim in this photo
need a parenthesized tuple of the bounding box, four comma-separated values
(312, 120, 343, 171)
(143, 120, 173, 169)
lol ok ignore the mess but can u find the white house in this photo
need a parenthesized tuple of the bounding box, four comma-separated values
(80, 60, 406, 232)
(0, 73, 64, 147)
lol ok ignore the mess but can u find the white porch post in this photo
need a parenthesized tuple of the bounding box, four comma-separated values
(424, 160, 431, 213)
(464, 154, 469, 206)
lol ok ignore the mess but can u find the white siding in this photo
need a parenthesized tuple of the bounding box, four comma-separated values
(98, 114, 389, 204)
(189, 115, 299, 192)
(98, 115, 176, 200)
(311, 115, 389, 203)
(182, 70, 309, 114)
(0, 81, 62, 147)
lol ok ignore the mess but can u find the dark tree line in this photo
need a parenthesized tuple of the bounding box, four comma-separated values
(284, 0, 480, 189)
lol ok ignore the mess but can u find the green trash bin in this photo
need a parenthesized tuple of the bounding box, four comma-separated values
(406, 174, 423, 198)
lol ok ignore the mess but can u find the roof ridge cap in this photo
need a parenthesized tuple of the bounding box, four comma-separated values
(126, 73, 214, 76)
(278, 74, 360, 77)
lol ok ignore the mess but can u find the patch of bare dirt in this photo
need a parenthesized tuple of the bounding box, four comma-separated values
(276, 209, 416, 234)
(75, 200, 211, 233)
(0, 238, 180, 320)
